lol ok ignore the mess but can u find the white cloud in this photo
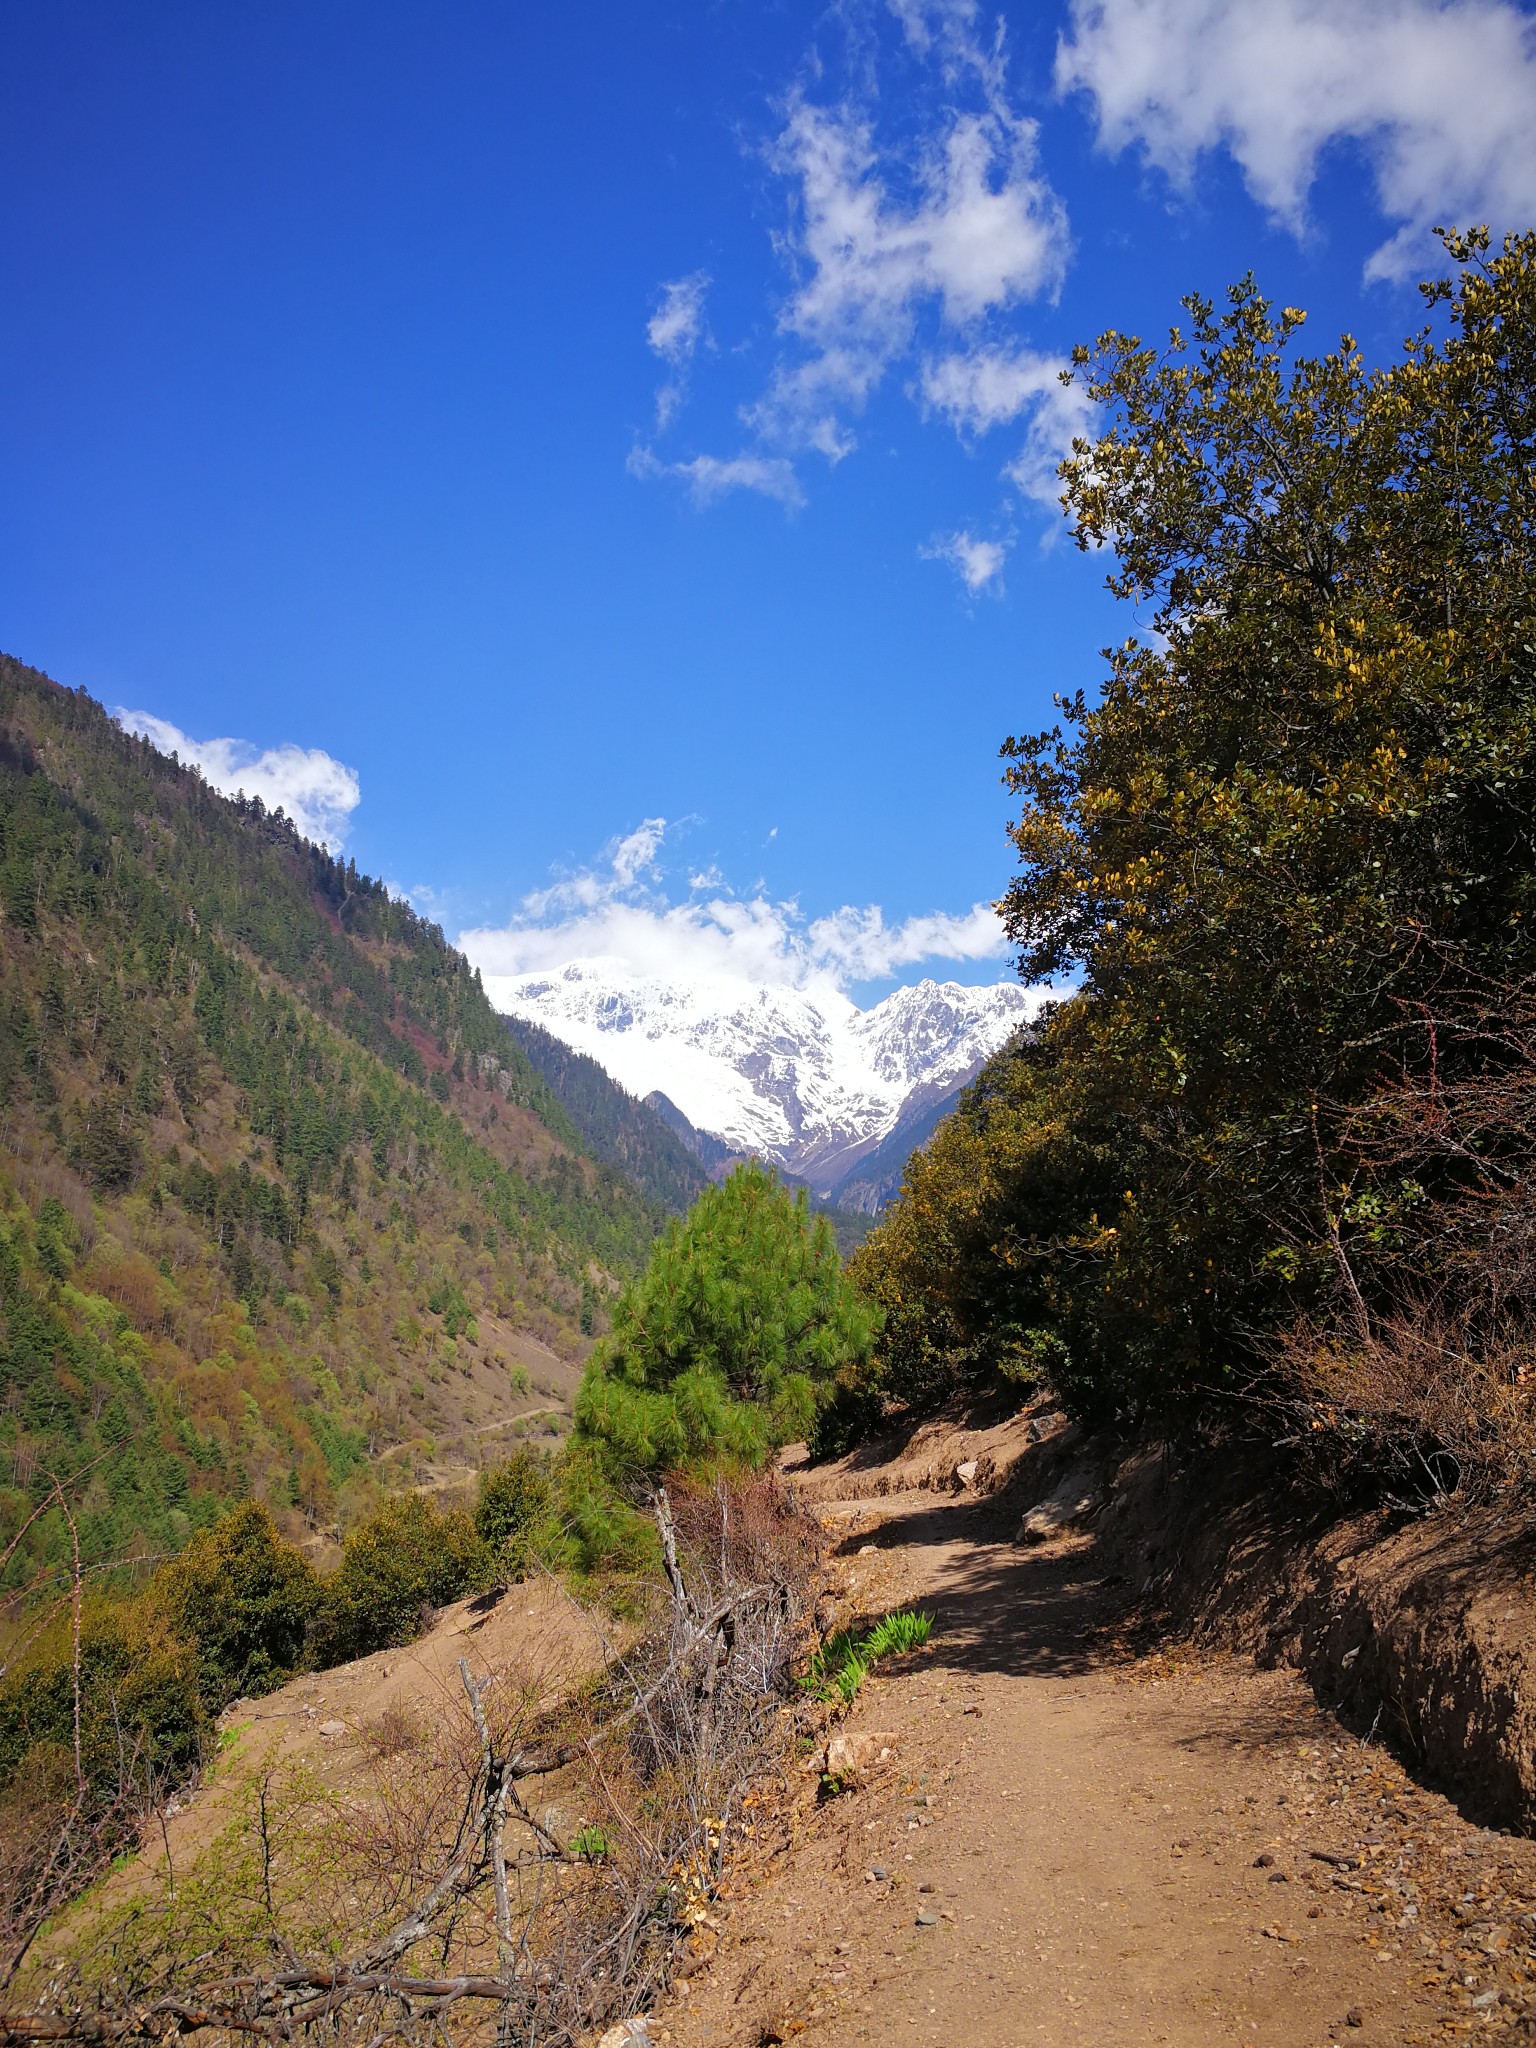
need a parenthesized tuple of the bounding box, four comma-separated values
(116, 710, 361, 851)
(646, 272, 711, 431)
(919, 343, 1094, 510)
(632, 17, 1072, 524)
(921, 528, 1011, 592)
(749, 91, 1070, 452)
(627, 443, 806, 508)
(457, 816, 1011, 997)
(1057, 0, 1536, 279)
(647, 272, 711, 363)
(921, 344, 1068, 434)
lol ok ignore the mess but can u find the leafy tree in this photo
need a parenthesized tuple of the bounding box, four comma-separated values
(576, 1163, 878, 1473)
(309, 1493, 487, 1664)
(474, 1447, 554, 1583)
(853, 230, 1536, 1430)
(154, 1502, 322, 1710)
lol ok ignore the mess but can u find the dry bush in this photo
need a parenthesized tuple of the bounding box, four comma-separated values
(0, 1471, 824, 2047)
(359, 1699, 423, 1760)
(1267, 969, 1536, 1505)
(1268, 1311, 1536, 1505)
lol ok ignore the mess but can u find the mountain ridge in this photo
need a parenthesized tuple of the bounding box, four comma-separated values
(490, 959, 1039, 1206)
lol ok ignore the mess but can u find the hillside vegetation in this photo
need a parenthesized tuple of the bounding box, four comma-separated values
(851, 229, 1536, 1493)
(0, 653, 665, 1595)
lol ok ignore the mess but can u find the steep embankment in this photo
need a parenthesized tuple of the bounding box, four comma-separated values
(652, 1415, 1536, 2047)
(0, 653, 662, 1591)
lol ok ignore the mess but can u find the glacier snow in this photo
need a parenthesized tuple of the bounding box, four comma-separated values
(491, 958, 1044, 1197)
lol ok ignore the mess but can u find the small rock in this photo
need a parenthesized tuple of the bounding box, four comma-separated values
(954, 1460, 979, 1489)
(870, 1864, 889, 1881)
(915, 1910, 939, 1928)
(1471, 1991, 1500, 2011)
(1345, 2008, 1364, 2028)
(1268, 1871, 1291, 1884)
(917, 1882, 936, 1894)
(1254, 1853, 1275, 1868)
(597, 2021, 653, 2048)
(318, 1719, 347, 1738)
(825, 1731, 899, 1786)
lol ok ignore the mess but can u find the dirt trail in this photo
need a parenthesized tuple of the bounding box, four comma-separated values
(658, 1483, 1536, 2048)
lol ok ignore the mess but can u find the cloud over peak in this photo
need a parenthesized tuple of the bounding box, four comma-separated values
(457, 816, 1010, 997)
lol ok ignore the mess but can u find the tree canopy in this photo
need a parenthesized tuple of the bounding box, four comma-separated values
(576, 1162, 878, 1473)
(853, 229, 1536, 1430)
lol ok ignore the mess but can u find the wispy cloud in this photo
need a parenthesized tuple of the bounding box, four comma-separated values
(457, 816, 1010, 997)
(747, 88, 1069, 456)
(630, 10, 1071, 526)
(626, 444, 806, 508)
(920, 528, 1011, 593)
(1057, 0, 1536, 279)
(116, 709, 361, 851)
(646, 271, 711, 431)
(919, 342, 1093, 510)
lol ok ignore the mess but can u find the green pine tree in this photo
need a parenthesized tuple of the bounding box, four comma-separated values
(574, 1162, 878, 1474)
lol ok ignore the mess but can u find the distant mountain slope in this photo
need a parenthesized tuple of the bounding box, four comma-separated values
(642, 1091, 737, 1174)
(824, 1076, 977, 1214)
(500, 1013, 706, 1213)
(0, 653, 662, 1589)
(490, 959, 1040, 1201)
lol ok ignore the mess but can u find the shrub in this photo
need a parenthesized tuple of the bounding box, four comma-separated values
(310, 1494, 488, 1665)
(803, 1609, 933, 1706)
(0, 1596, 207, 1802)
(474, 1448, 555, 1583)
(154, 1501, 322, 1710)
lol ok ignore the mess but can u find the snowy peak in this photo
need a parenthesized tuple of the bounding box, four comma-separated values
(490, 960, 1040, 1205)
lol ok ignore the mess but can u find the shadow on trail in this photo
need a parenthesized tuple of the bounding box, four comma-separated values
(833, 1490, 1126, 1681)
(831, 1492, 1356, 1757)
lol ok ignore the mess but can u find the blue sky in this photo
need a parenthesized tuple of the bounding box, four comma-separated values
(4, 0, 1534, 1001)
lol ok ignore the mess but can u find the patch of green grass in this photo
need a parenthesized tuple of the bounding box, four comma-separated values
(861, 1610, 932, 1659)
(567, 1824, 612, 1863)
(802, 1609, 934, 1706)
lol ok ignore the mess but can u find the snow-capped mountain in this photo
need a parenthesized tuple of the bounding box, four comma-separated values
(491, 959, 1042, 1208)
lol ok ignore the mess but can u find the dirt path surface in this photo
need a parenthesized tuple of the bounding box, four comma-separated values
(656, 1485, 1536, 2048)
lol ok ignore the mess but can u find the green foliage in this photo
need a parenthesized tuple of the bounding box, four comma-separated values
(0, 1596, 208, 1805)
(860, 1609, 932, 1658)
(309, 1493, 488, 1664)
(567, 1823, 612, 1863)
(803, 1609, 933, 1707)
(153, 1502, 322, 1711)
(575, 1164, 879, 1475)
(473, 1447, 555, 1583)
(851, 230, 1536, 1434)
(546, 1440, 661, 1586)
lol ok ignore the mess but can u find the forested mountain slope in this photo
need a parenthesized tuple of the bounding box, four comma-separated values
(500, 1012, 707, 1213)
(0, 653, 663, 1590)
